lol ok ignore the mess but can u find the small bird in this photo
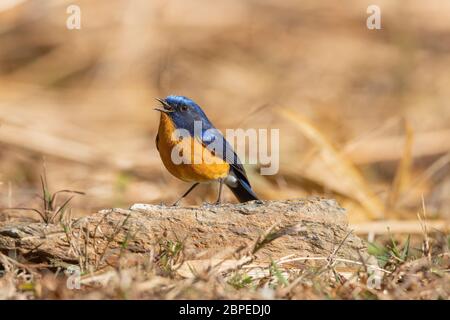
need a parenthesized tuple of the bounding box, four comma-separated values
(155, 95, 259, 205)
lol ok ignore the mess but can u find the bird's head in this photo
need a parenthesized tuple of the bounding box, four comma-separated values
(155, 95, 209, 129)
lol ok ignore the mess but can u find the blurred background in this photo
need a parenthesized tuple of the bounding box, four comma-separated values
(0, 0, 449, 226)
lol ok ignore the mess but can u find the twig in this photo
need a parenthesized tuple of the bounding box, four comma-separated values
(273, 256, 391, 274)
(418, 195, 432, 263)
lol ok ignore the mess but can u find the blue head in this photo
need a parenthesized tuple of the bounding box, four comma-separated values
(155, 95, 212, 132)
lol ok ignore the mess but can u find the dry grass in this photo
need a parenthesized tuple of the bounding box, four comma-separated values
(0, 212, 448, 299)
(0, 0, 450, 299)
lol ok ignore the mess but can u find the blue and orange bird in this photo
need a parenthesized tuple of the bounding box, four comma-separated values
(155, 95, 259, 205)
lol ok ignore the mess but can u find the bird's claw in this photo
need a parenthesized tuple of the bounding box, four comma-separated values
(203, 201, 222, 206)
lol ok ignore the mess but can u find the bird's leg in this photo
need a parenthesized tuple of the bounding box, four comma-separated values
(215, 179, 224, 205)
(172, 183, 200, 206)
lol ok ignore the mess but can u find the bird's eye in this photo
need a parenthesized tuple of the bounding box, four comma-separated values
(180, 105, 188, 111)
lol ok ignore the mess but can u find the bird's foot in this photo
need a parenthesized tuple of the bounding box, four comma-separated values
(203, 200, 222, 206)
(171, 200, 181, 207)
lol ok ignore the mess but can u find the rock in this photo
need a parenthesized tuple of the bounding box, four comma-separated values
(0, 199, 374, 271)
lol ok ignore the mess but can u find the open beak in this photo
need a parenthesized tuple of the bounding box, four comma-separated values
(154, 98, 173, 114)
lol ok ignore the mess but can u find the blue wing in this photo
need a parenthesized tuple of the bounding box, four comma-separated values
(198, 123, 251, 185)
(191, 118, 259, 202)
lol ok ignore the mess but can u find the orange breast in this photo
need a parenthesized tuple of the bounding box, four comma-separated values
(156, 113, 230, 182)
